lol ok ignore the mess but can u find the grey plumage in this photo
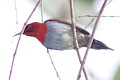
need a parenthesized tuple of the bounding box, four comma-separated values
(44, 19, 113, 50)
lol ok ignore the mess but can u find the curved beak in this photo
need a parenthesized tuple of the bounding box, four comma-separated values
(13, 32, 21, 37)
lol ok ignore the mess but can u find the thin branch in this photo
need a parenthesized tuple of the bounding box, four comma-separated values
(40, 1, 61, 79)
(8, 0, 42, 80)
(14, 0, 18, 24)
(40, 0, 44, 23)
(14, 0, 18, 33)
(77, 0, 108, 80)
(80, 0, 113, 29)
(47, 50, 61, 80)
(81, 15, 119, 29)
(79, 15, 120, 17)
(69, 0, 88, 80)
(84, 15, 97, 29)
(107, 0, 113, 5)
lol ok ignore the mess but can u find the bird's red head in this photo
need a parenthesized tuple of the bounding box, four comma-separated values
(23, 22, 47, 44)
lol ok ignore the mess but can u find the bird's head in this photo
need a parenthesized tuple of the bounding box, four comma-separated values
(14, 22, 47, 44)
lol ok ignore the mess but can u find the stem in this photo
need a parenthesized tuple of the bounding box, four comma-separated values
(40, 0, 44, 23)
(8, 0, 42, 80)
(83, 0, 113, 29)
(47, 50, 61, 80)
(77, 0, 108, 80)
(79, 15, 120, 17)
(69, 0, 88, 80)
(14, 0, 18, 25)
(14, 0, 18, 33)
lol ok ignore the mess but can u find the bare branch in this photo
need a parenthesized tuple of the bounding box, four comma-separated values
(9, 0, 42, 80)
(77, 0, 108, 80)
(80, 0, 113, 29)
(14, 0, 18, 33)
(79, 15, 120, 18)
(69, 0, 88, 80)
(40, 1, 61, 79)
(47, 50, 61, 80)
(14, 0, 18, 25)
(40, 0, 44, 22)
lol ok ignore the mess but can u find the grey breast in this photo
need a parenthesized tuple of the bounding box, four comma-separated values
(44, 21, 74, 50)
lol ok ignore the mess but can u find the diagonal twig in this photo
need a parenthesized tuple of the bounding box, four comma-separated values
(69, 0, 88, 80)
(40, 1, 61, 79)
(80, 0, 113, 29)
(47, 50, 61, 80)
(77, 0, 108, 80)
(9, 0, 42, 80)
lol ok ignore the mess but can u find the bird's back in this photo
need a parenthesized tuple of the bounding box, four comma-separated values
(44, 20, 87, 50)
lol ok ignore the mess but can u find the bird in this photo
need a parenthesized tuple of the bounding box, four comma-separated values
(14, 19, 113, 51)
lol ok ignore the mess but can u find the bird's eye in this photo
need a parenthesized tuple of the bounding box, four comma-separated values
(24, 25, 34, 32)
(25, 30, 33, 32)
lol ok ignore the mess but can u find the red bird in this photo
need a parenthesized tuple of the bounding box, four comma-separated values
(14, 19, 113, 50)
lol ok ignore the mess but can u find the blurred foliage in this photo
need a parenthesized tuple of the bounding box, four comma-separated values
(31, 0, 99, 27)
(113, 65, 120, 80)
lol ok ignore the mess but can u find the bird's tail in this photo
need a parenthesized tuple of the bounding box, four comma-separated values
(82, 37, 114, 51)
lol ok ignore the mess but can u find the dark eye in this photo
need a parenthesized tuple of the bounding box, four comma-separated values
(24, 25, 33, 32)
(25, 30, 33, 32)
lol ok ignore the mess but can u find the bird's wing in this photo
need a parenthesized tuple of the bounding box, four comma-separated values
(44, 19, 90, 35)
(76, 25, 90, 35)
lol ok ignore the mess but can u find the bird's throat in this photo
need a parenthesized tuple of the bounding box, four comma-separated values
(35, 23, 47, 44)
